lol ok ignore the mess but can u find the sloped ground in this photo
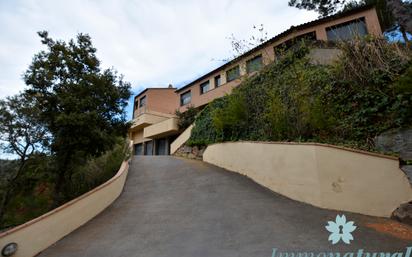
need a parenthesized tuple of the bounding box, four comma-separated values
(40, 156, 411, 257)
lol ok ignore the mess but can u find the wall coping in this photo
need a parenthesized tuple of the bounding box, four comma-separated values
(0, 160, 129, 238)
(206, 141, 399, 161)
(203, 140, 410, 217)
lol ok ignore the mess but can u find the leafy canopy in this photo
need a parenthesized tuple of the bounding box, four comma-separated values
(23, 31, 131, 203)
(24, 31, 131, 159)
(0, 93, 49, 161)
(288, 0, 345, 17)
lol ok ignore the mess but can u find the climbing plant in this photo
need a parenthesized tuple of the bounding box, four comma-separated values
(188, 38, 412, 152)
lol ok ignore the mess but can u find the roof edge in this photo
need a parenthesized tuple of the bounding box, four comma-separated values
(175, 4, 376, 93)
(134, 87, 177, 99)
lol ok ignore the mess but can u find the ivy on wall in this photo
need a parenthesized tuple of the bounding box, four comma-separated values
(188, 38, 412, 153)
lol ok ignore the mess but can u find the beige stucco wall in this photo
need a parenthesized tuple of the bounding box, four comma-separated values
(203, 142, 412, 217)
(130, 111, 178, 144)
(170, 125, 193, 154)
(130, 112, 171, 131)
(0, 161, 129, 257)
(130, 130, 152, 144)
(143, 117, 179, 139)
(309, 48, 342, 65)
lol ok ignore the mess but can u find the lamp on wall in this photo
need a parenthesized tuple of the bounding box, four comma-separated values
(1, 243, 17, 257)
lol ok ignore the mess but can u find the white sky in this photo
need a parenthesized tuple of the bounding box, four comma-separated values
(0, 0, 318, 120)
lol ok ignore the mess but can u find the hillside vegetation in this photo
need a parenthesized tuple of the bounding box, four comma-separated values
(188, 37, 412, 152)
(0, 139, 129, 229)
(0, 32, 131, 230)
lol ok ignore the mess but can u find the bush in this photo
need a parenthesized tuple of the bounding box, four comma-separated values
(0, 139, 130, 229)
(188, 38, 412, 152)
(188, 98, 227, 146)
(175, 105, 199, 130)
(67, 138, 131, 199)
(326, 37, 412, 147)
(1, 154, 55, 228)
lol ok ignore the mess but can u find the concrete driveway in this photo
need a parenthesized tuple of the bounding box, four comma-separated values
(40, 156, 411, 257)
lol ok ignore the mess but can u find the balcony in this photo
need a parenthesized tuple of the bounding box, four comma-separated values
(143, 117, 179, 139)
(129, 112, 170, 131)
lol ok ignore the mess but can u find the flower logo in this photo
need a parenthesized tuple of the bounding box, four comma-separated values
(325, 214, 356, 244)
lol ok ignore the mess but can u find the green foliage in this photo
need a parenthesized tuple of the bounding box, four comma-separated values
(67, 138, 130, 198)
(0, 94, 50, 226)
(0, 94, 49, 160)
(326, 38, 412, 146)
(288, 0, 343, 17)
(0, 139, 130, 229)
(0, 31, 133, 229)
(394, 62, 412, 94)
(333, 37, 410, 86)
(189, 38, 412, 152)
(187, 99, 227, 146)
(1, 154, 55, 228)
(23, 31, 132, 203)
(175, 106, 199, 130)
(3, 187, 53, 228)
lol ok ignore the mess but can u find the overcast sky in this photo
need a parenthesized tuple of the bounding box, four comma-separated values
(0, 0, 318, 119)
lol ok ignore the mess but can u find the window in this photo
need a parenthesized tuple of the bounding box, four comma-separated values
(144, 141, 153, 155)
(246, 55, 263, 73)
(134, 143, 143, 155)
(180, 90, 191, 106)
(139, 95, 146, 108)
(226, 66, 240, 82)
(214, 75, 222, 87)
(200, 80, 210, 94)
(326, 18, 367, 41)
(274, 31, 316, 57)
(135, 100, 139, 109)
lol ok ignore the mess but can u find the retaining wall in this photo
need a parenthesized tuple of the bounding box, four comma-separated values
(203, 142, 412, 217)
(0, 160, 129, 257)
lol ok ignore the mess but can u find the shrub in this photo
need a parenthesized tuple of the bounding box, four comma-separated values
(0, 140, 130, 229)
(333, 36, 410, 87)
(175, 105, 199, 130)
(326, 38, 412, 147)
(67, 138, 131, 198)
(188, 98, 227, 146)
(188, 38, 412, 152)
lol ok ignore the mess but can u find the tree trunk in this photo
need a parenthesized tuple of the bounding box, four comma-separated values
(400, 26, 410, 46)
(387, 0, 412, 35)
(52, 151, 72, 207)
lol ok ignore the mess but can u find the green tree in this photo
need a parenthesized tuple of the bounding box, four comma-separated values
(288, 0, 343, 17)
(23, 31, 131, 205)
(0, 93, 49, 225)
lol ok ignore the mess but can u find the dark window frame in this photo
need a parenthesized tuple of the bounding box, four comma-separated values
(226, 65, 240, 82)
(274, 31, 317, 58)
(180, 90, 192, 106)
(139, 95, 146, 108)
(134, 143, 143, 155)
(214, 75, 222, 87)
(246, 54, 263, 74)
(326, 17, 368, 41)
(200, 80, 210, 95)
